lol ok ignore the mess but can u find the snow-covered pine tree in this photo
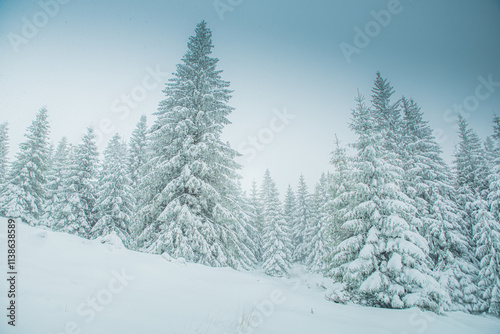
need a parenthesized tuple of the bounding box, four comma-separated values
(91, 134, 134, 247)
(76, 127, 99, 230)
(454, 116, 492, 277)
(53, 127, 99, 237)
(0, 122, 9, 189)
(371, 72, 402, 155)
(42, 137, 71, 227)
(230, 182, 258, 267)
(328, 135, 351, 241)
(261, 171, 292, 277)
(0, 108, 50, 224)
(129, 115, 148, 191)
(136, 21, 254, 269)
(324, 136, 352, 276)
(474, 116, 500, 315)
(326, 93, 444, 313)
(484, 136, 497, 170)
(292, 174, 312, 263)
(249, 180, 264, 262)
(305, 173, 330, 273)
(489, 114, 500, 229)
(259, 169, 273, 204)
(493, 114, 500, 140)
(455, 115, 490, 199)
(283, 185, 296, 239)
(400, 97, 479, 312)
(471, 196, 500, 315)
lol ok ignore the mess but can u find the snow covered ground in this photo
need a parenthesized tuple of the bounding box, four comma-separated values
(0, 218, 499, 334)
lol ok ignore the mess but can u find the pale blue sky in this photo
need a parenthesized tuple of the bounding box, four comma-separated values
(1, 0, 499, 193)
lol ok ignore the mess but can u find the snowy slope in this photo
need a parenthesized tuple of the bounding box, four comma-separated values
(0, 218, 499, 334)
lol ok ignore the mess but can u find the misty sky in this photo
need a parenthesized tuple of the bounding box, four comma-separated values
(1, 0, 499, 194)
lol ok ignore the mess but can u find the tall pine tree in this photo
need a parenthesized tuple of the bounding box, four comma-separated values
(261, 171, 292, 277)
(42, 137, 71, 227)
(92, 134, 134, 247)
(326, 94, 443, 312)
(53, 127, 98, 237)
(0, 108, 50, 224)
(400, 97, 478, 312)
(306, 173, 330, 273)
(470, 116, 500, 315)
(129, 115, 148, 191)
(249, 180, 264, 262)
(371, 72, 401, 155)
(292, 174, 311, 263)
(137, 21, 254, 268)
(283, 185, 296, 240)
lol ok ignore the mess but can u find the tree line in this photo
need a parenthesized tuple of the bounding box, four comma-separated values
(0, 21, 499, 316)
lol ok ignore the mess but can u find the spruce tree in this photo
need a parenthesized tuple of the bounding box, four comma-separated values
(453, 116, 493, 313)
(231, 182, 258, 267)
(137, 21, 253, 268)
(476, 116, 500, 315)
(249, 180, 264, 262)
(371, 72, 401, 154)
(42, 137, 71, 227)
(283, 185, 296, 239)
(401, 97, 478, 312)
(455, 115, 490, 199)
(306, 173, 330, 273)
(324, 136, 352, 275)
(326, 94, 443, 312)
(91, 134, 134, 247)
(326, 136, 351, 244)
(261, 171, 292, 277)
(0, 108, 50, 224)
(292, 174, 311, 263)
(471, 196, 500, 315)
(129, 115, 148, 191)
(489, 114, 500, 229)
(53, 127, 98, 237)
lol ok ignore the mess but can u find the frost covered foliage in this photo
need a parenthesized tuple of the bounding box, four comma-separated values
(42, 137, 71, 227)
(52, 127, 99, 238)
(261, 170, 292, 277)
(91, 134, 134, 248)
(135, 21, 254, 269)
(292, 174, 312, 263)
(283, 185, 296, 241)
(471, 198, 500, 315)
(400, 98, 478, 312)
(454, 115, 500, 315)
(326, 94, 445, 313)
(0, 108, 50, 225)
(323, 136, 350, 251)
(305, 173, 330, 273)
(128, 115, 148, 192)
(229, 182, 258, 266)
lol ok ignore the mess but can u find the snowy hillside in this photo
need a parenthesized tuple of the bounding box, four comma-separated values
(1, 218, 499, 334)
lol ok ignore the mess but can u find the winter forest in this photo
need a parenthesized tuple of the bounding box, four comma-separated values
(1, 21, 500, 317)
